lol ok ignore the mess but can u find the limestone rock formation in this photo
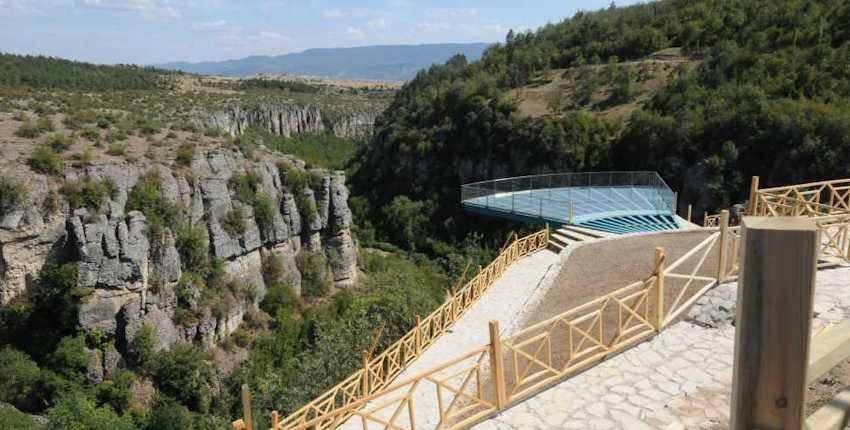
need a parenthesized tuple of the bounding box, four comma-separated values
(193, 105, 378, 139)
(0, 149, 359, 362)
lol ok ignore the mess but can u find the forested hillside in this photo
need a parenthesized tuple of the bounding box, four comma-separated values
(0, 54, 173, 90)
(352, 0, 850, 247)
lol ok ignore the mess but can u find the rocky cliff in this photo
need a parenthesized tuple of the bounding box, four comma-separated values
(0, 149, 358, 358)
(193, 105, 377, 139)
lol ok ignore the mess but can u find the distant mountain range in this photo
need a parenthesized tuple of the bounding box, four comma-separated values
(156, 43, 490, 81)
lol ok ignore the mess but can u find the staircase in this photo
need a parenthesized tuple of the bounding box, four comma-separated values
(547, 225, 611, 252)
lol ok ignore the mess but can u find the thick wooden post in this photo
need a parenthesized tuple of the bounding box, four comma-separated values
(687, 204, 692, 223)
(730, 217, 818, 430)
(748, 176, 760, 215)
(241, 384, 252, 430)
(716, 210, 730, 283)
(488, 321, 507, 410)
(361, 350, 370, 396)
(673, 192, 679, 215)
(654, 247, 665, 330)
(270, 410, 279, 429)
(568, 201, 574, 224)
(414, 314, 422, 354)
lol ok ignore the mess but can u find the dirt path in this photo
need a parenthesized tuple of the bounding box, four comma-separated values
(519, 230, 716, 329)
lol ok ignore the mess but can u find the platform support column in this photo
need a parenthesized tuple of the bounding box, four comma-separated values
(568, 202, 574, 224)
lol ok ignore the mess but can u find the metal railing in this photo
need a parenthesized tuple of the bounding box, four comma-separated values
(460, 172, 675, 222)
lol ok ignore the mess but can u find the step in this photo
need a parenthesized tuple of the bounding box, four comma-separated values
(561, 224, 615, 239)
(549, 233, 571, 247)
(554, 229, 590, 243)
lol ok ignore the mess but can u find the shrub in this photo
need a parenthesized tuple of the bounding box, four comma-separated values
(79, 128, 100, 142)
(129, 325, 156, 371)
(28, 145, 64, 175)
(296, 251, 330, 298)
(261, 254, 298, 312)
(93, 370, 135, 414)
(0, 348, 44, 413)
(36, 115, 54, 133)
(106, 142, 126, 156)
(229, 172, 263, 203)
(221, 207, 246, 237)
(153, 343, 214, 412)
(126, 172, 183, 241)
(0, 176, 24, 218)
(165, 131, 178, 139)
(174, 143, 195, 166)
(105, 129, 127, 143)
(59, 178, 112, 210)
(48, 335, 89, 383)
(46, 392, 135, 430)
(253, 193, 275, 234)
(146, 395, 193, 430)
(175, 225, 209, 273)
(0, 404, 41, 430)
(203, 128, 219, 137)
(15, 121, 41, 138)
(70, 150, 92, 165)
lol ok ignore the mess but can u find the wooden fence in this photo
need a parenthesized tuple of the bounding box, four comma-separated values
(264, 226, 730, 430)
(241, 228, 550, 430)
(748, 176, 850, 265)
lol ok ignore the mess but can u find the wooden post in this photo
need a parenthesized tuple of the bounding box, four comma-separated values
(747, 176, 760, 215)
(241, 384, 252, 430)
(703, 211, 708, 227)
(361, 350, 370, 396)
(414, 314, 422, 354)
(568, 201, 574, 224)
(687, 204, 692, 223)
(730, 217, 819, 430)
(673, 192, 678, 215)
(716, 210, 730, 283)
(654, 247, 665, 330)
(488, 321, 507, 410)
(271, 410, 279, 430)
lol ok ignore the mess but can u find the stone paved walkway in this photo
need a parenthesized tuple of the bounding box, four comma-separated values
(472, 266, 850, 430)
(338, 247, 564, 430)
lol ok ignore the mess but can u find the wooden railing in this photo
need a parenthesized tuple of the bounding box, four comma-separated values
(750, 176, 850, 218)
(267, 228, 728, 430)
(747, 176, 850, 265)
(245, 228, 550, 430)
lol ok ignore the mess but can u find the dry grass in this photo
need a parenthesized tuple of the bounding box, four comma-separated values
(507, 48, 691, 122)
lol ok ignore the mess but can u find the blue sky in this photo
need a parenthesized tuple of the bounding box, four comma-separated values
(0, 0, 640, 65)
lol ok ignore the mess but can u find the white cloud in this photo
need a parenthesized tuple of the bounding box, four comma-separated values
(0, 0, 42, 16)
(417, 22, 450, 33)
(366, 17, 387, 31)
(424, 7, 479, 19)
(79, 0, 181, 19)
(344, 26, 366, 40)
(191, 19, 226, 30)
(321, 8, 345, 20)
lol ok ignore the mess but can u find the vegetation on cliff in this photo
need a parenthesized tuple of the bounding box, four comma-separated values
(352, 0, 850, 250)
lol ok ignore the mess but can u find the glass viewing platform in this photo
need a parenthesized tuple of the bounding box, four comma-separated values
(461, 172, 680, 234)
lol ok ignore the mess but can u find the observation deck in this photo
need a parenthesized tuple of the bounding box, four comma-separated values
(461, 172, 680, 234)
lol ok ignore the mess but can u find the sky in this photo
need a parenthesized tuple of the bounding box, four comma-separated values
(0, 0, 641, 65)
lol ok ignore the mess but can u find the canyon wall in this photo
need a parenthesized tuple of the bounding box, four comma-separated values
(194, 105, 378, 139)
(0, 150, 358, 368)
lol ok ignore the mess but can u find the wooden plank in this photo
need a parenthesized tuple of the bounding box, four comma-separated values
(241, 384, 253, 430)
(489, 321, 507, 410)
(730, 217, 819, 430)
(654, 247, 664, 330)
(805, 388, 850, 430)
(748, 176, 760, 215)
(807, 320, 850, 385)
(716, 210, 729, 283)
